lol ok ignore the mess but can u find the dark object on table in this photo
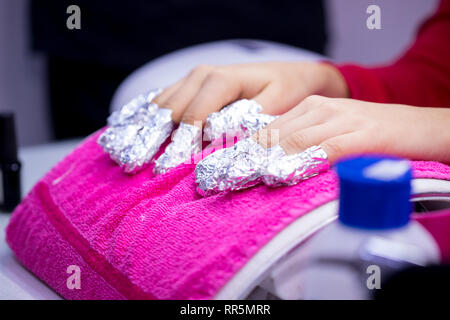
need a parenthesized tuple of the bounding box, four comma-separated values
(0, 113, 21, 212)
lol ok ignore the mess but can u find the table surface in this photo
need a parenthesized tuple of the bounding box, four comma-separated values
(0, 139, 80, 300)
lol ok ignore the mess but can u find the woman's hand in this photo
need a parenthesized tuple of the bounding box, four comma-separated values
(152, 62, 349, 124)
(256, 95, 450, 164)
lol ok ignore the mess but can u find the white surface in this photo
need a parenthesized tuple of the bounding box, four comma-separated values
(0, 139, 80, 300)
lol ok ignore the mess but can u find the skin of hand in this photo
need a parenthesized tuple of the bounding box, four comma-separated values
(255, 95, 450, 164)
(152, 62, 349, 124)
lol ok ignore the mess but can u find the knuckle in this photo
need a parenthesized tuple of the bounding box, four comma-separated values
(345, 114, 375, 130)
(322, 140, 343, 158)
(205, 68, 229, 83)
(317, 102, 339, 118)
(286, 131, 309, 151)
(191, 64, 214, 76)
(303, 95, 325, 107)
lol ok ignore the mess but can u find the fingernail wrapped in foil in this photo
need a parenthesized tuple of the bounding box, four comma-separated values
(153, 99, 276, 175)
(195, 138, 329, 196)
(195, 138, 269, 196)
(262, 145, 330, 187)
(106, 89, 161, 127)
(97, 89, 174, 174)
(203, 99, 277, 141)
(153, 122, 202, 175)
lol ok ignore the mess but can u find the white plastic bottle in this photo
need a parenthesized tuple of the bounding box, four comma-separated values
(301, 156, 440, 299)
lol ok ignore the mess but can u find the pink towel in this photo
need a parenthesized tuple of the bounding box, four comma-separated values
(6, 130, 450, 299)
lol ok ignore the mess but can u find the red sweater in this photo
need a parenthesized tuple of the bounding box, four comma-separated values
(337, 0, 450, 108)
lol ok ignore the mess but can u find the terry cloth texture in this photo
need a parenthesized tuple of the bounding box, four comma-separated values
(6, 130, 450, 299)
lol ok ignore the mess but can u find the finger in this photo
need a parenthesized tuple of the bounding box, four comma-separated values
(253, 83, 310, 116)
(152, 78, 186, 105)
(256, 111, 323, 148)
(256, 96, 333, 148)
(180, 64, 285, 126)
(261, 95, 328, 139)
(320, 131, 369, 163)
(180, 69, 243, 126)
(156, 64, 214, 122)
(278, 119, 356, 155)
(252, 83, 293, 115)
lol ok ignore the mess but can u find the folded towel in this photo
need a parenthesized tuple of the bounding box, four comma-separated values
(6, 130, 450, 299)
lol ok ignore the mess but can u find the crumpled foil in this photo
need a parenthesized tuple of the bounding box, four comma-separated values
(203, 99, 277, 141)
(153, 99, 277, 175)
(97, 89, 174, 174)
(195, 138, 329, 196)
(153, 122, 202, 175)
(195, 138, 269, 196)
(107, 89, 161, 126)
(262, 145, 330, 187)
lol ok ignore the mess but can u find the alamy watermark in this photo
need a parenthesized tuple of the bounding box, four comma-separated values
(66, 4, 381, 31)
(366, 264, 381, 290)
(367, 5, 381, 30)
(66, 5, 81, 30)
(66, 265, 81, 290)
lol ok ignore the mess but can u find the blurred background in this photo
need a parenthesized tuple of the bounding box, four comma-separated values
(0, 0, 439, 146)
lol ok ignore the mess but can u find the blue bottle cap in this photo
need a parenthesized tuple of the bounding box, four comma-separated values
(336, 155, 412, 230)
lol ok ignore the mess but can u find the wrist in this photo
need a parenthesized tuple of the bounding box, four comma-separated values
(427, 107, 450, 164)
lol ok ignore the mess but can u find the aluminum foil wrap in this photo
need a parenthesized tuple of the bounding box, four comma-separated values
(153, 99, 276, 175)
(106, 89, 161, 126)
(262, 145, 330, 187)
(195, 138, 329, 196)
(153, 122, 202, 175)
(97, 89, 174, 174)
(203, 99, 277, 141)
(195, 138, 268, 196)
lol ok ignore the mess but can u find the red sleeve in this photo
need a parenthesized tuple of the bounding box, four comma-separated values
(336, 0, 450, 108)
